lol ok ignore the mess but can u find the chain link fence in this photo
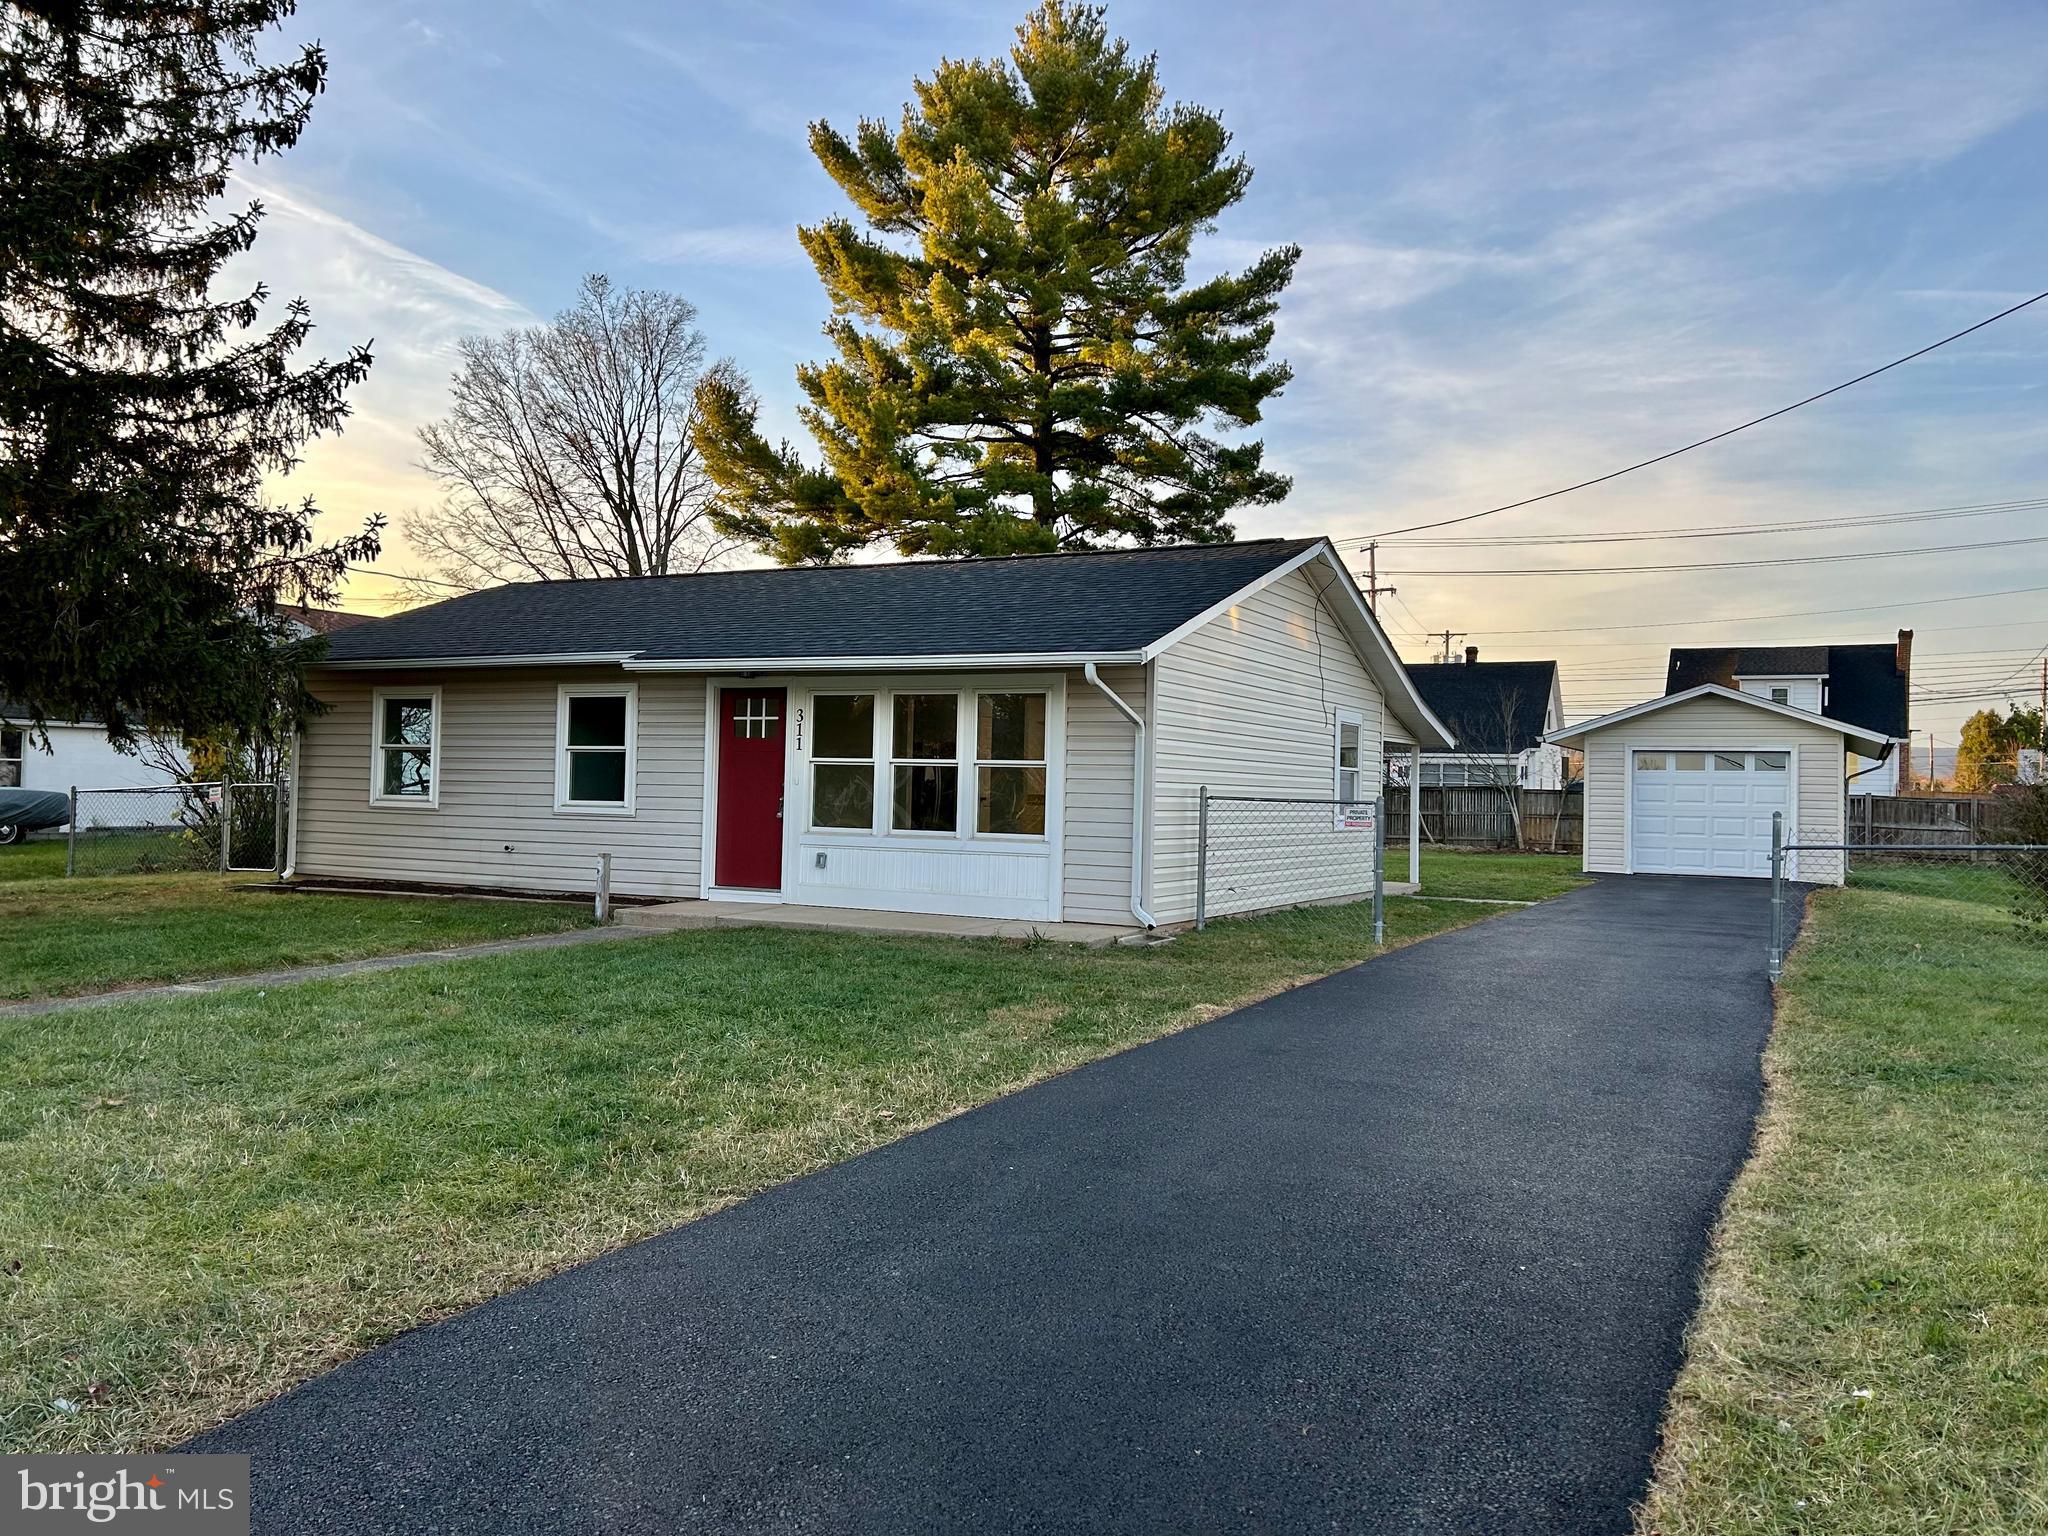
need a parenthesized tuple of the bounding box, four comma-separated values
(64, 780, 285, 877)
(1197, 792, 1385, 941)
(1769, 836, 2048, 980)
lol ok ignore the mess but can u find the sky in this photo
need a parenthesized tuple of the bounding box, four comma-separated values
(244, 0, 2048, 749)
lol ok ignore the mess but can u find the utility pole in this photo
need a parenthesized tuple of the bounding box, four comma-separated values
(2039, 659, 2046, 750)
(1359, 541, 1397, 615)
(1926, 731, 1935, 790)
(1434, 630, 1467, 665)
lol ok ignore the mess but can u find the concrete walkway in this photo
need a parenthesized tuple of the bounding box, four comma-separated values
(619, 898, 1146, 946)
(191, 875, 1779, 1534)
(0, 924, 650, 1018)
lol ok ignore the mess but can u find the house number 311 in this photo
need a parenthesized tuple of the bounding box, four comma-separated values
(793, 706, 804, 750)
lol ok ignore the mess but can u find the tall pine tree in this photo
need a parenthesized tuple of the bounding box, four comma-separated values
(0, 0, 377, 743)
(695, 1, 1298, 562)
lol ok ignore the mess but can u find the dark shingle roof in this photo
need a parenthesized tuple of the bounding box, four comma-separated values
(324, 540, 1323, 664)
(1402, 660, 1558, 753)
(1666, 642, 1909, 738)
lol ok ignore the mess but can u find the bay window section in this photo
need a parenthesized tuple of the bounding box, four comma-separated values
(976, 692, 1047, 836)
(811, 693, 875, 830)
(891, 693, 959, 832)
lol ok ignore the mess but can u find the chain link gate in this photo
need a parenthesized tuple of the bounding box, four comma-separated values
(1767, 811, 2048, 980)
(64, 778, 287, 877)
(1196, 790, 1385, 944)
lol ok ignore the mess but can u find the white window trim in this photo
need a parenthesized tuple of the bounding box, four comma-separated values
(806, 691, 878, 834)
(973, 690, 1052, 841)
(369, 687, 441, 809)
(888, 689, 966, 837)
(1, 725, 21, 790)
(1333, 708, 1365, 826)
(554, 683, 638, 816)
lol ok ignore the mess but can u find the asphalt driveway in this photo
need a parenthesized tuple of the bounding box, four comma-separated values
(191, 875, 1778, 1534)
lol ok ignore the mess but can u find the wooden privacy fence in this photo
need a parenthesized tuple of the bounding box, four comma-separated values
(1384, 785, 1583, 851)
(1846, 793, 2008, 844)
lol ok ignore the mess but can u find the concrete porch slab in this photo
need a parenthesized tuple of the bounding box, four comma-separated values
(617, 900, 1146, 948)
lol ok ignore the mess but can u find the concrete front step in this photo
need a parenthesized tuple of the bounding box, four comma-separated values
(617, 899, 1145, 948)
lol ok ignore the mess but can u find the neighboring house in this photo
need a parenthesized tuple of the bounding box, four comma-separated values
(1664, 632, 1911, 795)
(1547, 686, 1892, 884)
(1398, 650, 1569, 789)
(0, 608, 366, 801)
(291, 539, 1456, 926)
(0, 701, 181, 795)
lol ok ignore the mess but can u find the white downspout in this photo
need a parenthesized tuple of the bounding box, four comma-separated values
(281, 729, 303, 880)
(1084, 662, 1157, 929)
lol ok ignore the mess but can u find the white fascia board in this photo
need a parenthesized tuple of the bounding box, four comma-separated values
(1142, 540, 1457, 751)
(318, 652, 639, 670)
(1546, 683, 1891, 757)
(623, 650, 1145, 673)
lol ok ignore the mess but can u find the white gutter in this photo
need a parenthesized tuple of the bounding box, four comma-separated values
(625, 650, 1146, 673)
(282, 729, 303, 880)
(1084, 661, 1157, 929)
(318, 652, 640, 671)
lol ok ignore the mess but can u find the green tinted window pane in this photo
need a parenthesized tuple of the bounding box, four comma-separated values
(814, 695, 874, 759)
(567, 750, 627, 803)
(892, 764, 958, 831)
(892, 694, 957, 760)
(381, 747, 431, 796)
(383, 698, 433, 746)
(812, 763, 874, 828)
(567, 694, 627, 747)
(976, 693, 1045, 761)
(977, 765, 1046, 835)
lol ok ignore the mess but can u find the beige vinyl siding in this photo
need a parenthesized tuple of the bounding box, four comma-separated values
(1579, 693, 1848, 878)
(1149, 567, 1387, 922)
(1060, 664, 1145, 925)
(296, 668, 705, 899)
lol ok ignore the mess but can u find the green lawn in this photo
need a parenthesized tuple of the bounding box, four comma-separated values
(0, 838, 70, 882)
(0, 874, 1544, 1456)
(1641, 864, 2048, 1534)
(1391, 846, 1587, 902)
(0, 871, 591, 1001)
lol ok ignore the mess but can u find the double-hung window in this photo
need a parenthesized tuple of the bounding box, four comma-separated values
(556, 685, 635, 812)
(892, 693, 959, 832)
(976, 693, 1047, 835)
(810, 694, 876, 830)
(1, 725, 21, 789)
(371, 689, 439, 806)
(1335, 713, 1363, 804)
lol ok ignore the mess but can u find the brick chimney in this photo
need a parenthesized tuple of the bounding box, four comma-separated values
(1464, 644, 1480, 665)
(1895, 627, 1913, 682)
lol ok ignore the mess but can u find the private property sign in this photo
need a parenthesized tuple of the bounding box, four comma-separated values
(1340, 801, 1377, 833)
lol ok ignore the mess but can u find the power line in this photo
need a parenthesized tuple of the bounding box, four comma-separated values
(1449, 579, 2048, 636)
(1361, 288, 2048, 539)
(1352, 497, 2048, 550)
(1384, 531, 2048, 578)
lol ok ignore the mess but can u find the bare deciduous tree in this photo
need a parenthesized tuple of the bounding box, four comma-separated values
(402, 275, 742, 595)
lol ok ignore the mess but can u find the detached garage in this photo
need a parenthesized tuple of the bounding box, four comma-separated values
(1547, 685, 1894, 884)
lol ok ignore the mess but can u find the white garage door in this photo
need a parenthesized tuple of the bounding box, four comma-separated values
(1629, 749, 1790, 877)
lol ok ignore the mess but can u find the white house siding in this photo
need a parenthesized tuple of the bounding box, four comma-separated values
(1060, 664, 1146, 925)
(9, 724, 182, 794)
(1149, 567, 1387, 922)
(295, 668, 705, 899)
(1579, 694, 1847, 877)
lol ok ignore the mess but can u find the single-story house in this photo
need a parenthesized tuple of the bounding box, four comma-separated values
(0, 701, 182, 796)
(1398, 651, 1570, 789)
(1546, 685, 1892, 883)
(292, 539, 1456, 927)
(1664, 632, 1910, 795)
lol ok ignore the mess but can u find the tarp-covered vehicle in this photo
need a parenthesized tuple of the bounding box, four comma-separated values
(0, 788, 70, 845)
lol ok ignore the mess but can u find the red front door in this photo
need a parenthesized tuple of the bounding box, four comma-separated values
(715, 688, 785, 890)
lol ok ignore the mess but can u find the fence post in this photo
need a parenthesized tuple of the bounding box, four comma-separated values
(594, 851, 612, 923)
(1768, 811, 1784, 982)
(1195, 785, 1209, 931)
(219, 769, 232, 874)
(65, 785, 77, 877)
(1372, 793, 1385, 948)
